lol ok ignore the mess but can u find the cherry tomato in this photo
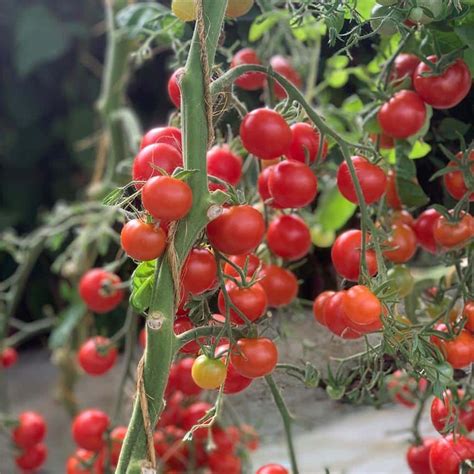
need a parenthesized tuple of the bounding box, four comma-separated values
(109, 426, 127, 467)
(223, 254, 260, 280)
(207, 145, 243, 190)
(191, 355, 227, 390)
(154, 425, 188, 470)
(72, 409, 110, 452)
(258, 165, 277, 203)
(231, 48, 266, 90)
(181, 248, 217, 295)
(168, 67, 184, 106)
(312, 290, 336, 326)
(433, 329, 474, 369)
(406, 438, 436, 474)
(413, 209, 441, 254)
(132, 144, 183, 188)
(269, 55, 302, 100)
(217, 280, 268, 324)
(230, 338, 278, 378)
(240, 108, 292, 160)
(142, 176, 193, 221)
(286, 122, 328, 163)
(433, 213, 473, 249)
(386, 170, 402, 209)
(207, 205, 265, 256)
(0, 347, 18, 368)
(387, 265, 414, 297)
(336, 156, 387, 205)
(66, 448, 103, 474)
(174, 316, 202, 354)
(414, 56, 472, 109)
(12, 411, 47, 449)
(175, 357, 202, 396)
(208, 451, 241, 474)
(463, 301, 474, 332)
(322, 292, 362, 339)
(181, 402, 213, 439)
(378, 90, 426, 139)
(429, 435, 474, 474)
(343, 285, 382, 327)
(331, 229, 378, 281)
(383, 222, 417, 263)
(140, 126, 182, 152)
(258, 264, 298, 308)
(392, 53, 420, 84)
(120, 219, 167, 261)
(15, 443, 47, 470)
(391, 210, 415, 228)
(267, 214, 311, 261)
(257, 464, 289, 474)
(226, 0, 254, 17)
(443, 151, 474, 201)
(430, 390, 474, 434)
(79, 269, 124, 314)
(223, 362, 253, 395)
(78, 337, 117, 377)
(370, 132, 395, 150)
(386, 370, 427, 408)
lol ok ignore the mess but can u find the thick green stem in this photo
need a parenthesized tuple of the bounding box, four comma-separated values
(116, 2, 227, 472)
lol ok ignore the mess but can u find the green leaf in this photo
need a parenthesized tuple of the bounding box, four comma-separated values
(438, 118, 471, 140)
(342, 95, 364, 114)
(15, 5, 75, 77)
(315, 187, 357, 231)
(48, 302, 86, 349)
(291, 17, 326, 41)
(248, 11, 289, 42)
(131, 260, 156, 312)
(355, 0, 377, 20)
(327, 69, 349, 88)
(408, 141, 431, 159)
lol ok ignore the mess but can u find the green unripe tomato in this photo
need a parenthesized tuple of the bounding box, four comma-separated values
(409, 0, 443, 24)
(172, 0, 196, 22)
(191, 354, 227, 390)
(370, 5, 401, 36)
(310, 225, 336, 248)
(387, 265, 414, 297)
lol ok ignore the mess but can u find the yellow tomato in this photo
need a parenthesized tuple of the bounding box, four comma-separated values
(172, 0, 197, 22)
(226, 0, 254, 18)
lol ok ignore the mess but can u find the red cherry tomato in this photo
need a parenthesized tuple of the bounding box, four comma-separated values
(217, 280, 268, 324)
(392, 53, 420, 83)
(429, 435, 474, 474)
(72, 409, 110, 452)
(322, 292, 362, 339)
(110, 426, 127, 467)
(286, 122, 328, 163)
(231, 48, 266, 90)
(79, 269, 124, 314)
(208, 451, 241, 474)
(120, 219, 167, 261)
(430, 390, 474, 434)
(268, 160, 318, 208)
(154, 425, 188, 470)
(142, 176, 193, 221)
(66, 448, 103, 474)
(387, 369, 427, 408)
(174, 316, 202, 354)
(386, 170, 402, 209)
(435, 329, 474, 369)
(267, 214, 311, 261)
(240, 108, 292, 160)
(181, 248, 217, 295)
(256, 464, 289, 474)
(370, 133, 395, 150)
(413, 56, 472, 109)
(175, 357, 203, 396)
(207, 205, 265, 256)
(15, 443, 47, 470)
(312, 290, 336, 326)
(463, 301, 474, 332)
(223, 363, 253, 395)
(406, 438, 436, 474)
(168, 67, 184, 108)
(443, 151, 474, 201)
(223, 254, 260, 280)
(12, 411, 47, 449)
(0, 347, 18, 368)
(413, 209, 441, 254)
(391, 210, 415, 228)
(383, 222, 417, 263)
(207, 145, 243, 190)
(230, 337, 278, 378)
(378, 90, 426, 139)
(258, 264, 298, 308)
(181, 402, 213, 439)
(342, 285, 382, 327)
(140, 126, 182, 152)
(331, 229, 378, 281)
(269, 55, 302, 100)
(78, 336, 117, 376)
(132, 143, 183, 187)
(336, 155, 387, 205)
(433, 213, 473, 249)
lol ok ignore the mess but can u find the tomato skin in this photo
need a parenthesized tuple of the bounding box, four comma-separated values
(437, 329, 474, 369)
(133, 144, 183, 188)
(223, 254, 260, 280)
(258, 165, 277, 204)
(267, 214, 311, 261)
(387, 370, 427, 408)
(331, 229, 378, 281)
(383, 222, 417, 263)
(430, 390, 474, 434)
(217, 280, 268, 324)
(433, 213, 473, 249)
(240, 108, 292, 160)
(257, 464, 289, 474)
(386, 170, 402, 209)
(322, 292, 362, 339)
(168, 67, 184, 106)
(12, 411, 47, 449)
(429, 435, 474, 474)
(223, 362, 253, 394)
(191, 355, 227, 390)
(140, 126, 182, 152)
(269, 55, 302, 100)
(231, 48, 266, 90)
(173, 316, 202, 354)
(268, 160, 318, 208)
(181, 248, 217, 295)
(406, 438, 436, 474)
(231, 338, 278, 378)
(121, 219, 167, 261)
(175, 357, 202, 396)
(391, 210, 415, 228)
(392, 53, 420, 84)
(258, 264, 298, 308)
(109, 426, 127, 467)
(78, 336, 117, 376)
(181, 402, 213, 439)
(286, 122, 328, 163)
(413, 209, 441, 254)
(79, 269, 124, 314)
(463, 301, 474, 332)
(142, 176, 193, 221)
(443, 151, 474, 201)
(153, 426, 188, 470)
(15, 443, 47, 470)
(378, 90, 426, 139)
(207, 145, 242, 190)
(72, 409, 110, 452)
(342, 285, 382, 327)
(208, 451, 242, 474)
(336, 156, 387, 205)
(0, 346, 18, 368)
(312, 291, 336, 326)
(207, 205, 265, 256)
(226, 0, 253, 17)
(414, 56, 472, 109)
(66, 448, 103, 474)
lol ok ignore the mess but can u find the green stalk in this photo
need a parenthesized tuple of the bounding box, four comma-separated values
(116, 2, 227, 471)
